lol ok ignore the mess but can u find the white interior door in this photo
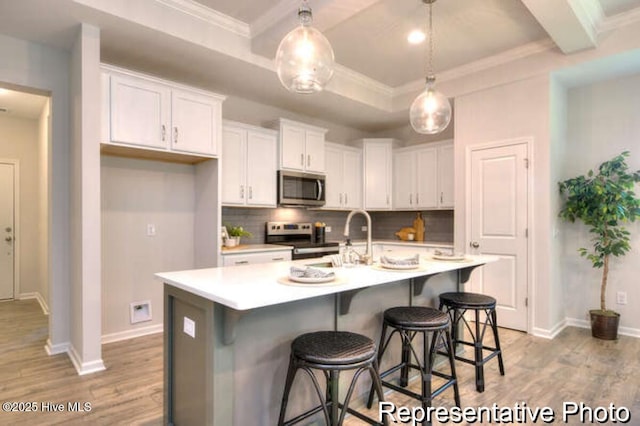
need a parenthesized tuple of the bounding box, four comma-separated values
(0, 163, 15, 300)
(468, 141, 529, 331)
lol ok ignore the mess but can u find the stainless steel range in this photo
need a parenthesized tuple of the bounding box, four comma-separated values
(265, 222, 340, 260)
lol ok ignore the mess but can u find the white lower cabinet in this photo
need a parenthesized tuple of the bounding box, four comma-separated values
(222, 250, 292, 266)
(222, 121, 278, 207)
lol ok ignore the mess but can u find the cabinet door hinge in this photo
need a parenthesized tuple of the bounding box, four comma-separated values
(525, 228, 528, 238)
(524, 158, 529, 169)
(525, 297, 529, 307)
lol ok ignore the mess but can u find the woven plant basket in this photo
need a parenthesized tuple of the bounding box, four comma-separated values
(590, 310, 620, 340)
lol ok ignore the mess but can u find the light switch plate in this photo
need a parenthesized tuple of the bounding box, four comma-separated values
(183, 316, 196, 338)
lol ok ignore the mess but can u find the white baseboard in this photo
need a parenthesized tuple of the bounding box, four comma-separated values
(68, 345, 106, 376)
(531, 318, 568, 339)
(101, 323, 163, 344)
(565, 316, 640, 338)
(18, 292, 49, 315)
(44, 338, 69, 356)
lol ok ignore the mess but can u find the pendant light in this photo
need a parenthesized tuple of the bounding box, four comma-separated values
(275, 0, 335, 94)
(409, 0, 451, 134)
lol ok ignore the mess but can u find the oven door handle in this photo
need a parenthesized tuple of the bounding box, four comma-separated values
(293, 246, 336, 255)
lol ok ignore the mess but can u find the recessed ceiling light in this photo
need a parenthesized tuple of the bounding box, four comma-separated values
(407, 30, 425, 44)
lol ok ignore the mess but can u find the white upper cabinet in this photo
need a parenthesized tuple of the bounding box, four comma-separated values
(393, 140, 453, 210)
(360, 139, 395, 210)
(324, 143, 362, 210)
(437, 143, 454, 208)
(102, 65, 225, 160)
(277, 118, 327, 173)
(109, 73, 170, 150)
(171, 89, 222, 156)
(222, 121, 277, 207)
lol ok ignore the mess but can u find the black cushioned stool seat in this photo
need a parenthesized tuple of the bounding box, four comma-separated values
(438, 292, 505, 393)
(367, 306, 460, 421)
(278, 331, 388, 426)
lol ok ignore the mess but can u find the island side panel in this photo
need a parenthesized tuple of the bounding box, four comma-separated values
(164, 284, 222, 425)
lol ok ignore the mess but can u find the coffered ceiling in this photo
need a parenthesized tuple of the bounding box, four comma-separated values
(1, 0, 640, 130)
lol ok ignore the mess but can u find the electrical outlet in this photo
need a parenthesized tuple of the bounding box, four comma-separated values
(361, 225, 368, 232)
(325, 226, 332, 233)
(183, 316, 196, 338)
(147, 224, 156, 236)
(616, 291, 628, 305)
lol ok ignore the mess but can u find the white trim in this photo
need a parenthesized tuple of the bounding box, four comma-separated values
(600, 6, 640, 33)
(464, 137, 534, 334)
(394, 39, 557, 96)
(101, 323, 163, 344)
(68, 345, 106, 376)
(0, 158, 19, 300)
(155, 0, 251, 38)
(44, 338, 69, 356)
(565, 317, 640, 338)
(532, 319, 567, 339)
(18, 291, 49, 315)
(250, 0, 300, 38)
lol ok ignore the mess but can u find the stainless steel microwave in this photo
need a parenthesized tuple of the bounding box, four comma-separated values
(278, 170, 326, 207)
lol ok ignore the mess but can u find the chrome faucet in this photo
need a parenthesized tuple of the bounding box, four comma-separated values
(343, 209, 373, 265)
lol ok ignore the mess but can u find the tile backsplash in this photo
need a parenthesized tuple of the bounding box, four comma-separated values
(222, 207, 453, 244)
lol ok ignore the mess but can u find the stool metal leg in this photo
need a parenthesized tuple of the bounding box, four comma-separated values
(444, 329, 461, 407)
(490, 309, 505, 376)
(400, 331, 411, 387)
(328, 370, 340, 425)
(367, 322, 389, 409)
(474, 308, 485, 392)
(278, 355, 298, 426)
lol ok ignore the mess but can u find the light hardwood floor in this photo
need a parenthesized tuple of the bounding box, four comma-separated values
(1, 299, 639, 425)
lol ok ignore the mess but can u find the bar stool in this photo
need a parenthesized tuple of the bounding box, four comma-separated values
(278, 330, 388, 426)
(438, 292, 505, 392)
(366, 306, 460, 415)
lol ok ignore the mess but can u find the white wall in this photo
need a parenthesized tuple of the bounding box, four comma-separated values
(0, 115, 43, 300)
(454, 74, 557, 334)
(0, 33, 71, 353)
(69, 23, 104, 374)
(560, 73, 640, 335)
(37, 100, 50, 310)
(101, 156, 196, 339)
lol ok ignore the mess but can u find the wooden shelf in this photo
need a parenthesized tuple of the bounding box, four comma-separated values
(100, 143, 213, 165)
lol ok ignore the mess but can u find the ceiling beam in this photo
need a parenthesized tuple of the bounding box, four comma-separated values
(250, 0, 380, 59)
(520, 0, 604, 53)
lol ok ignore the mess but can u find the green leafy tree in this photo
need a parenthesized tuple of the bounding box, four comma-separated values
(558, 151, 640, 313)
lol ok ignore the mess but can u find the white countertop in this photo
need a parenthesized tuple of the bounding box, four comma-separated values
(221, 243, 293, 255)
(156, 255, 497, 311)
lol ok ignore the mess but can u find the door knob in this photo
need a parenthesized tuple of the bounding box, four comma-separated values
(5, 236, 12, 242)
(470, 241, 479, 249)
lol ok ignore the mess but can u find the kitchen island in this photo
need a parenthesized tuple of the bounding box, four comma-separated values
(157, 254, 496, 425)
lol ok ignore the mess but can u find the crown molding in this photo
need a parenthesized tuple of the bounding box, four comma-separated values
(332, 63, 394, 98)
(156, 0, 251, 38)
(393, 38, 557, 96)
(599, 6, 640, 33)
(250, 0, 300, 38)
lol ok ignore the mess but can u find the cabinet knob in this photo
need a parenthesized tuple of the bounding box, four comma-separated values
(5, 236, 12, 242)
(173, 127, 179, 143)
(470, 241, 480, 249)
(240, 185, 244, 199)
(307, 154, 311, 167)
(248, 186, 253, 199)
(161, 125, 166, 141)
(300, 153, 304, 166)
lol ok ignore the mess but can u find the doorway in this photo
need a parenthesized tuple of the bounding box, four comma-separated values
(466, 138, 531, 331)
(0, 161, 17, 300)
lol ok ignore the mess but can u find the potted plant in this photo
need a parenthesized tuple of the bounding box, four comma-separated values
(224, 224, 252, 247)
(558, 151, 640, 340)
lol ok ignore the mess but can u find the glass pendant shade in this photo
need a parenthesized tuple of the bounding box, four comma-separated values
(275, 4, 335, 94)
(410, 76, 451, 134)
